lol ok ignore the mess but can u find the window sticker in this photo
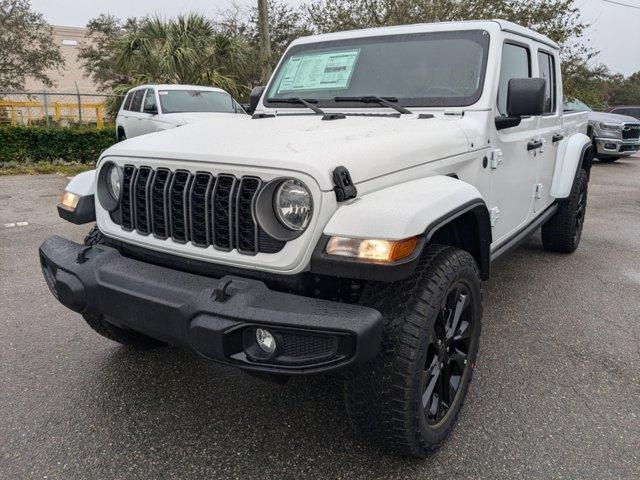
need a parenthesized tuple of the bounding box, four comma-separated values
(276, 49, 360, 93)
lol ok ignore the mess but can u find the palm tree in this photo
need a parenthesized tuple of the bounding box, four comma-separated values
(113, 13, 249, 97)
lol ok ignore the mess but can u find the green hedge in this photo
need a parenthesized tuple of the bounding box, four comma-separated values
(0, 125, 117, 165)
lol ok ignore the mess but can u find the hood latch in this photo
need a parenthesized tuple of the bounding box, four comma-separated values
(332, 166, 357, 202)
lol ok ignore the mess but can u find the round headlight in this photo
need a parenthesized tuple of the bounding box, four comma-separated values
(107, 164, 122, 200)
(274, 179, 312, 231)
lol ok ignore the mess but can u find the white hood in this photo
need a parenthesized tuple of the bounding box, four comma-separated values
(104, 114, 471, 191)
(587, 111, 639, 124)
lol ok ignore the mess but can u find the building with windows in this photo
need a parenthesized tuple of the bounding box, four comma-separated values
(24, 25, 98, 93)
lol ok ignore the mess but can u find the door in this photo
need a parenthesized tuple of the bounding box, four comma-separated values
(535, 50, 562, 212)
(117, 91, 134, 135)
(489, 41, 539, 245)
(126, 89, 146, 138)
(139, 89, 159, 135)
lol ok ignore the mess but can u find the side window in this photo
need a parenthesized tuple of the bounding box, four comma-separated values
(629, 108, 640, 119)
(143, 89, 157, 112)
(130, 90, 144, 112)
(122, 92, 133, 111)
(537, 51, 556, 114)
(497, 43, 531, 116)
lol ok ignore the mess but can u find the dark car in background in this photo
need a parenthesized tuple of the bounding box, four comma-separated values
(605, 106, 640, 120)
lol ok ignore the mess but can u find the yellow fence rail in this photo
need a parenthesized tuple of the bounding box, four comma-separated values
(0, 100, 107, 128)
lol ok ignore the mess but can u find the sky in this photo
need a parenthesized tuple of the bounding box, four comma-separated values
(29, 0, 640, 76)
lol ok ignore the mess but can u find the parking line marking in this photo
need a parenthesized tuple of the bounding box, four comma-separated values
(4, 221, 29, 228)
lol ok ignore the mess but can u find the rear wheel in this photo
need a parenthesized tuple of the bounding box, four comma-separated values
(541, 168, 588, 253)
(117, 128, 126, 142)
(81, 226, 163, 348)
(344, 245, 482, 457)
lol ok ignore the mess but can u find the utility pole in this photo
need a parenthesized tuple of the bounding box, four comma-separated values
(257, 0, 272, 84)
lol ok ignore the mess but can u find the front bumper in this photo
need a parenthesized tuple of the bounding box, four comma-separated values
(39, 236, 383, 375)
(594, 137, 640, 156)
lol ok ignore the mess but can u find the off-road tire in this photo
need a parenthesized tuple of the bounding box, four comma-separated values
(541, 168, 588, 253)
(344, 244, 482, 457)
(81, 226, 163, 348)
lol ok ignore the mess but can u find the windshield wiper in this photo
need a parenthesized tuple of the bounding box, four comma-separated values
(266, 97, 325, 115)
(333, 96, 412, 114)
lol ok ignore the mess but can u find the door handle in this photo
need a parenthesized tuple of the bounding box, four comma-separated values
(552, 133, 564, 143)
(527, 140, 543, 151)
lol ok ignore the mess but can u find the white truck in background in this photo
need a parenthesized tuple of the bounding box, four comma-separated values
(42, 20, 591, 457)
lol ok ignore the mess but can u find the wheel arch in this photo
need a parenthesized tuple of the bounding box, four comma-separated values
(316, 176, 492, 281)
(425, 202, 492, 281)
(551, 132, 592, 198)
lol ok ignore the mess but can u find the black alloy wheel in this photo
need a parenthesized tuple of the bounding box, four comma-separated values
(422, 282, 474, 425)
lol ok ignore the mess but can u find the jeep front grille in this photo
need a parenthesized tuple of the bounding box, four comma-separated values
(117, 165, 286, 255)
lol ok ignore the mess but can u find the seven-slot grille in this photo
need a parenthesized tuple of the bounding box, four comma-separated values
(118, 165, 286, 255)
(622, 124, 640, 140)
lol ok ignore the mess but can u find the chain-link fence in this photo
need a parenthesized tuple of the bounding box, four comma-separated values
(0, 92, 124, 128)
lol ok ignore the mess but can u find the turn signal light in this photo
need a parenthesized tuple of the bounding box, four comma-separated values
(326, 236, 419, 263)
(60, 191, 79, 210)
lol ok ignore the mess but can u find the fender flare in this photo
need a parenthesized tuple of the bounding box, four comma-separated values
(65, 169, 96, 197)
(314, 176, 491, 281)
(550, 133, 591, 199)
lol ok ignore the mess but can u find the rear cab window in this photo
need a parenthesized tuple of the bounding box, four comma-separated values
(537, 51, 556, 114)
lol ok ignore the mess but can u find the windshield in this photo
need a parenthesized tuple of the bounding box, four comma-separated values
(564, 99, 592, 112)
(265, 30, 490, 109)
(159, 90, 237, 114)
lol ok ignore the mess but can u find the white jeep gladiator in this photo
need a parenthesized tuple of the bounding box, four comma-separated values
(41, 20, 591, 457)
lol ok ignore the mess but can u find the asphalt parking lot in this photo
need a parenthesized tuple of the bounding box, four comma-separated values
(1, 156, 639, 479)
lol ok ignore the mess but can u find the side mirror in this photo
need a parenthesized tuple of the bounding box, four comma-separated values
(248, 86, 266, 114)
(143, 106, 158, 115)
(507, 78, 546, 117)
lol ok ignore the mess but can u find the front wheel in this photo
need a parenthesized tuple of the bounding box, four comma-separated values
(344, 245, 482, 457)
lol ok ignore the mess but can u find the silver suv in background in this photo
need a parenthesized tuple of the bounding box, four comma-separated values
(565, 99, 640, 162)
(116, 85, 245, 140)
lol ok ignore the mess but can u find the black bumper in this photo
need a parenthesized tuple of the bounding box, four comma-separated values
(39, 236, 383, 375)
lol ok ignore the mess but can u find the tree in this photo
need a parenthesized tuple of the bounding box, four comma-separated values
(77, 14, 139, 93)
(217, 0, 311, 87)
(0, 0, 63, 91)
(78, 13, 249, 98)
(257, 0, 272, 83)
(604, 71, 640, 107)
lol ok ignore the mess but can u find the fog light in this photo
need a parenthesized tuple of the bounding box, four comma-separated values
(256, 328, 276, 354)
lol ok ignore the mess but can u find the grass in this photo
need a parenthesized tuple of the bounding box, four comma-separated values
(0, 162, 95, 176)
